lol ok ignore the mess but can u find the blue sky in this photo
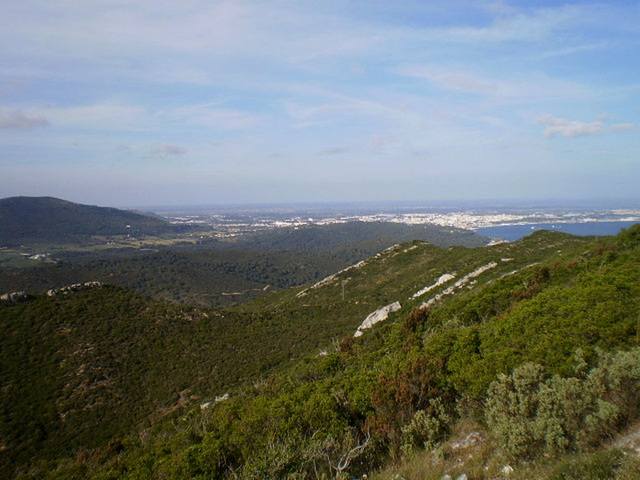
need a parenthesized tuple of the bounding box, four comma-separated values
(1, 0, 638, 207)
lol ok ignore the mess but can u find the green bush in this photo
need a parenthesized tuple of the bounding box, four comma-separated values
(400, 398, 452, 454)
(485, 363, 548, 458)
(486, 347, 640, 459)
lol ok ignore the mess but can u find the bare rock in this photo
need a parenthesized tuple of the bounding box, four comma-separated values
(0, 291, 29, 302)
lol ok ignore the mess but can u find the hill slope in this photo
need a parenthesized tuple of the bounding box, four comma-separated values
(0, 196, 176, 246)
(128, 225, 638, 480)
(231, 220, 488, 252)
(1, 226, 638, 479)
(0, 219, 490, 306)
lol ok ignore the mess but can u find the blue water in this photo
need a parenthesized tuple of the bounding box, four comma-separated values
(475, 221, 639, 242)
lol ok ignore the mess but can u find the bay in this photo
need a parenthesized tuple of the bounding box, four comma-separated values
(475, 221, 639, 242)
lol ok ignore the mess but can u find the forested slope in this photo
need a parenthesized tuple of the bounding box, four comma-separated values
(1, 219, 489, 307)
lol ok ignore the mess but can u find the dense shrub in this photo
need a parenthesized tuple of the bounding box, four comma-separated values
(400, 397, 452, 454)
(486, 347, 640, 459)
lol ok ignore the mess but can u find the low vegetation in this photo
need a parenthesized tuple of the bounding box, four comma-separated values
(1, 213, 489, 307)
(1, 224, 638, 479)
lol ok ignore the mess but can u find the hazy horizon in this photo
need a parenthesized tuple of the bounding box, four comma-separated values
(4, 194, 640, 212)
(137, 196, 640, 212)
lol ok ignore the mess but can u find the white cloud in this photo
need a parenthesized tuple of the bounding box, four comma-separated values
(538, 115, 604, 137)
(538, 114, 635, 137)
(0, 107, 49, 129)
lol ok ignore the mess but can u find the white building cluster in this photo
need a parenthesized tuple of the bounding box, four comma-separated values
(160, 208, 640, 235)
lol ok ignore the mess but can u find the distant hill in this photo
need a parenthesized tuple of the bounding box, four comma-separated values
(0, 211, 491, 306)
(232, 220, 488, 252)
(0, 196, 177, 246)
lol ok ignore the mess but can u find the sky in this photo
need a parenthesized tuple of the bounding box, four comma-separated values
(1, 0, 639, 207)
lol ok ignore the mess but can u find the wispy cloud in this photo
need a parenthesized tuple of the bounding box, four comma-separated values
(538, 114, 635, 137)
(152, 143, 187, 156)
(397, 66, 495, 95)
(0, 107, 49, 130)
(396, 65, 595, 103)
(283, 87, 426, 132)
(0, 1, 379, 86)
(170, 102, 259, 130)
(431, 4, 600, 44)
(537, 42, 610, 59)
(45, 103, 145, 130)
(320, 145, 350, 155)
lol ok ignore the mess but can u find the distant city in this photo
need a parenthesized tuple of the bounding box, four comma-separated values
(151, 202, 640, 241)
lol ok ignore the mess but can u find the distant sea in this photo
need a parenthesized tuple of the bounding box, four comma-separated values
(475, 221, 639, 242)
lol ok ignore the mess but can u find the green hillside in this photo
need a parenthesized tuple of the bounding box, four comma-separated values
(229, 220, 488, 252)
(1, 225, 639, 479)
(0, 249, 346, 306)
(0, 220, 489, 306)
(0, 196, 178, 246)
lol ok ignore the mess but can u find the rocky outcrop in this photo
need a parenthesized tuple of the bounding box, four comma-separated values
(297, 260, 366, 298)
(420, 262, 498, 309)
(0, 291, 29, 303)
(354, 301, 401, 337)
(47, 281, 103, 296)
(411, 273, 456, 299)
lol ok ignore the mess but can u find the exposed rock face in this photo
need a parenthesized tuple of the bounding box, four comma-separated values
(200, 393, 230, 410)
(411, 273, 456, 299)
(354, 301, 401, 337)
(420, 262, 498, 309)
(1, 282, 103, 301)
(47, 281, 104, 296)
(0, 291, 29, 302)
(297, 260, 366, 298)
